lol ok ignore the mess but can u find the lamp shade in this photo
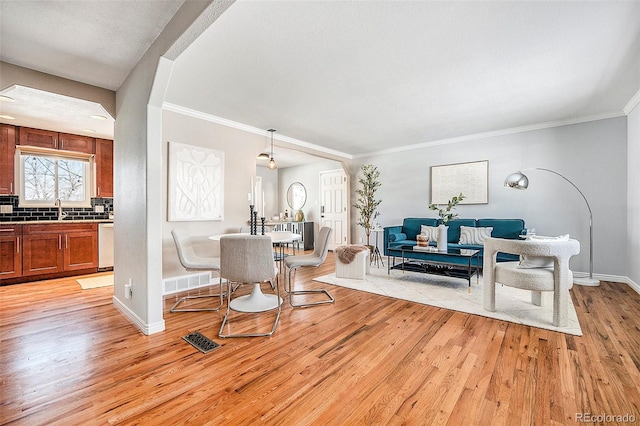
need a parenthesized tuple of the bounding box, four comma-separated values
(504, 171, 529, 189)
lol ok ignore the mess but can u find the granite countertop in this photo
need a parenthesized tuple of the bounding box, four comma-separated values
(1, 219, 114, 225)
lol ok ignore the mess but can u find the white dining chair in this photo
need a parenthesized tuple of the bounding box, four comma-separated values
(218, 234, 281, 338)
(170, 229, 223, 312)
(284, 226, 334, 308)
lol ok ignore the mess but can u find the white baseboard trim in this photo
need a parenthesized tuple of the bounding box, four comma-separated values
(574, 271, 640, 295)
(625, 277, 640, 295)
(112, 295, 166, 335)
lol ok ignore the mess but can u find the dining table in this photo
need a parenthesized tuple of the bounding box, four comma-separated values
(208, 231, 302, 312)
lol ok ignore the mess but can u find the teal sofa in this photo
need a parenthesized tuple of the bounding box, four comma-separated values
(383, 218, 525, 266)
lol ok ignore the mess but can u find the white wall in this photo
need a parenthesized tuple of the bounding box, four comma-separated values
(257, 165, 278, 219)
(162, 110, 267, 278)
(113, 0, 226, 334)
(352, 117, 628, 279)
(628, 103, 640, 288)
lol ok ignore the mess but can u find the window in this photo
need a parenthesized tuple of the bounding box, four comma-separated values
(18, 150, 92, 207)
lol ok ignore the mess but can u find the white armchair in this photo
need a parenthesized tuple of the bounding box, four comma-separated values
(483, 237, 580, 327)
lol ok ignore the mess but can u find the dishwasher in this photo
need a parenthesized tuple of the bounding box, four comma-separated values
(98, 223, 114, 270)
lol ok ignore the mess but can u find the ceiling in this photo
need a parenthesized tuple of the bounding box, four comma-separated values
(1, 1, 639, 162)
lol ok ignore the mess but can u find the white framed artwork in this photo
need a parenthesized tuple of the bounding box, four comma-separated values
(430, 160, 488, 205)
(168, 141, 224, 221)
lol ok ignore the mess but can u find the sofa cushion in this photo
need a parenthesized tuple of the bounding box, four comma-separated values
(477, 219, 525, 239)
(459, 226, 493, 244)
(420, 225, 439, 241)
(388, 232, 406, 242)
(402, 218, 438, 241)
(442, 219, 476, 243)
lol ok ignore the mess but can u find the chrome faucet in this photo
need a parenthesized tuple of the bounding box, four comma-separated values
(54, 198, 67, 220)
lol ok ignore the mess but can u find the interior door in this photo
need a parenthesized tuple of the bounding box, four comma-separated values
(319, 169, 348, 250)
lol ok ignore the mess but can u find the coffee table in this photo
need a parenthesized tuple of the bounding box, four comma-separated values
(388, 245, 480, 292)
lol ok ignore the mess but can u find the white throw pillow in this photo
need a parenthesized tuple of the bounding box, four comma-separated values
(420, 225, 439, 241)
(517, 234, 570, 268)
(458, 226, 493, 245)
(526, 234, 570, 241)
(518, 256, 554, 269)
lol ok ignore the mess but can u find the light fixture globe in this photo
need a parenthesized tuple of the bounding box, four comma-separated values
(267, 157, 277, 170)
(504, 171, 529, 189)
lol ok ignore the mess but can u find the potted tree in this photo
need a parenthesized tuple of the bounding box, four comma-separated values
(354, 164, 382, 249)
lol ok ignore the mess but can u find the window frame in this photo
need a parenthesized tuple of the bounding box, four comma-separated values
(17, 146, 94, 208)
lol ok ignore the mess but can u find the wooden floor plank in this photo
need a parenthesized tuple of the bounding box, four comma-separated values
(1, 253, 640, 425)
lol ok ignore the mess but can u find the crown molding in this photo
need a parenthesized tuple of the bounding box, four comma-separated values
(162, 102, 353, 160)
(624, 89, 640, 115)
(353, 111, 626, 158)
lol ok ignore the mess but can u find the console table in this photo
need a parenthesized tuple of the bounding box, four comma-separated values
(268, 221, 314, 250)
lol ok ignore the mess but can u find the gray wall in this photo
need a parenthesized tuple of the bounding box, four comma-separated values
(278, 159, 345, 224)
(628, 104, 640, 288)
(352, 117, 628, 279)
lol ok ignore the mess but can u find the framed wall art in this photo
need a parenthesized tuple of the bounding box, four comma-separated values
(168, 141, 224, 221)
(430, 160, 488, 205)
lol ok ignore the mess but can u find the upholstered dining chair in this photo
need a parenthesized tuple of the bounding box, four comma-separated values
(171, 229, 222, 312)
(483, 236, 580, 327)
(284, 226, 334, 308)
(218, 234, 281, 338)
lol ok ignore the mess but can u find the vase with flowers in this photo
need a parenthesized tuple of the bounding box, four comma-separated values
(428, 193, 465, 252)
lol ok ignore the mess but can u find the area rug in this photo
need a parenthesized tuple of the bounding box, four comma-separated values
(77, 274, 114, 290)
(314, 267, 582, 336)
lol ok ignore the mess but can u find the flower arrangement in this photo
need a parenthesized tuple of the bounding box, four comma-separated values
(428, 193, 465, 225)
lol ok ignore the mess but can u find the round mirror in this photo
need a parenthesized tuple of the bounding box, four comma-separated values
(287, 182, 307, 210)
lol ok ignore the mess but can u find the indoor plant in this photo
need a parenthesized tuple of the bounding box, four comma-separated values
(428, 192, 465, 225)
(428, 193, 465, 251)
(354, 164, 382, 247)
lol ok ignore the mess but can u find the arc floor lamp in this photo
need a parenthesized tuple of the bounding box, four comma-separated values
(504, 168, 599, 286)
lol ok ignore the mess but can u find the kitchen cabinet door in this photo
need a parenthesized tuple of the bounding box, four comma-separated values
(0, 124, 16, 195)
(59, 133, 95, 154)
(95, 138, 113, 197)
(19, 127, 58, 149)
(64, 230, 98, 271)
(22, 233, 64, 276)
(0, 225, 22, 280)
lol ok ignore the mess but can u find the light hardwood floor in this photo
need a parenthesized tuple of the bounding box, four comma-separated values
(1, 252, 639, 425)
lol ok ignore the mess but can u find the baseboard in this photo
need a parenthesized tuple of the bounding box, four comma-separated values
(591, 273, 628, 284)
(625, 277, 640, 295)
(112, 295, 166, 335)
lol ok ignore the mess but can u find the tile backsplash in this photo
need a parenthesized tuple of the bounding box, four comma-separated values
(0, 196, 113, 222)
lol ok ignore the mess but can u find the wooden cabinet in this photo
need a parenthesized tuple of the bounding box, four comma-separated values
(19, 127, 95, 154)
(18, 127, 58, 149)
(95, 138, 113, 197)
(0, 225, 22, 280)
(0, 124, 16, 195)
(59, 133, 95, 154)
(22, 223, 98, 276)
(64, 229, 98, 271)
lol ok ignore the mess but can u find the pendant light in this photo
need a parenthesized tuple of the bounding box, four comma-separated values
(267, 129, 277, 170)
